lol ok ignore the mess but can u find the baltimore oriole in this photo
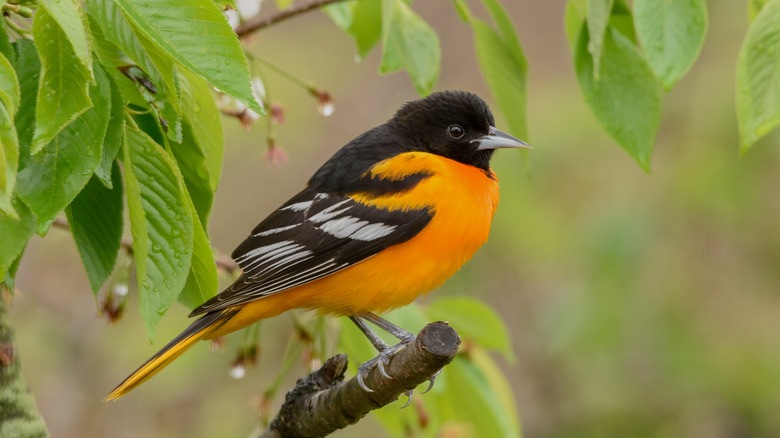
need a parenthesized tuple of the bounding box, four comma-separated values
(106, 90, 530, 401)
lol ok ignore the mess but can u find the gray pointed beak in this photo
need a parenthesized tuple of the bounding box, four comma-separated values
(472, 126, 531, 151)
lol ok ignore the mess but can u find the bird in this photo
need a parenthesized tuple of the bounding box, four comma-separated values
(106, 90, 530, 401)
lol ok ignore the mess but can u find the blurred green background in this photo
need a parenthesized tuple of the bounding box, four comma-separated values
(9, 1, 780, 437)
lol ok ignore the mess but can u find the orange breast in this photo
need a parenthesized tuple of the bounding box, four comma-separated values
(207, 152, 499, 338)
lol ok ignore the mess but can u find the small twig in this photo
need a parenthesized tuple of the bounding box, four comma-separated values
(51, 217, 240, 274)
(219, 107, 244, 118)
(235, 0, 351, 38)
(215, 252, 240, 275)
(259, 322, 461, 438)
(250, 55, 314, 91)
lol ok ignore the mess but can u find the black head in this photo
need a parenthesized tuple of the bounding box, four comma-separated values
(388, 90, 529, 172)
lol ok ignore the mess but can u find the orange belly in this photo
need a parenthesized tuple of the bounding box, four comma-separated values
(207, 152, 499, 339)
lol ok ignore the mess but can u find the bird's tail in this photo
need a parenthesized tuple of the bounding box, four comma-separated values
(104, 308, 239, 401)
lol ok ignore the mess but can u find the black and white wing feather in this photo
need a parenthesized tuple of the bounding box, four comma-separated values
(190, 187, 433, 316)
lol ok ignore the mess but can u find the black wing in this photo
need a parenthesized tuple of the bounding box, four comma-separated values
(190, 187, 433, 316)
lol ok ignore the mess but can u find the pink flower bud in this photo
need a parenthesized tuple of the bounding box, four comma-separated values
(313, 89, 334, 117)
(264, 140, 288, 168)
(270, 103, 285, 124)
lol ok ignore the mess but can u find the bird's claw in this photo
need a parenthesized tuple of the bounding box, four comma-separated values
(420, 368, 442, 394)
(356, 359, 376, 392)
(399, 390, 414, 409)
(376, 356, 392, 379)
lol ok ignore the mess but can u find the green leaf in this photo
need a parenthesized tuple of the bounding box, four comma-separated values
(465, 347, 522, 437)
(634, 0, 708, 90)
(325, 0, 382, 59)
(12, 40, 38, 152)
(0, 97, 18, 218)
(124, 122, 194, 340)
(586, 0, 615, 79)
(5, 40, 38, 218)
(0, 198, 36, 277)
(65, 162, 124, 296)
(438, 357, 519, 438)
(85, 0, 183, 142)
(426, 296, 515, 362)
(94, 72, 125, 188)
(276, 0, 295, 9)
(16, 61, 111, 234)
(750, 0, 771, 21)
(173, 123, 215, 227)
(0, 52, 19, 217)
(574, 25, 661, 171)
(609, 0, 636, 43)
(84, 7, 149, 110)
(379, 0, 440, 96)
(0, 22, 14, 64)
(325, 2, 351, 28)
(112, 0, 262, 114)
(30, 6, 93, 155)
(2, 245, 25, 293)
(40, 0, 92, 72)
(174, 70, 219, 308)
(565, 0, 587, 50)
(179, 70, 222, 194)
(736, 0, 780, 153)
(173, 69, 223, 226)
(481, 0, 525, 61)
(177, 201, 218, 309)
(0, 52, 19, 117)
(456, 0, 528, 140)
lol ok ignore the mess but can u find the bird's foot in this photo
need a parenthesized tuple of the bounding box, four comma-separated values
(355, 336, 415, 393)
(397, 367, 441, 408)
(420, 368, 442, 394)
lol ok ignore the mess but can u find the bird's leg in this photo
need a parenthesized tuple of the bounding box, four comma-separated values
(349, 316, 393, 392)
(362, 312, 416, 344)
(348, 316, 389, 352)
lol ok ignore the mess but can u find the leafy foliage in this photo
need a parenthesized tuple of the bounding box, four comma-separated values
(454, 0, 528, 141)
(0, 0, 263, 336)
(379, 0, 440, 96)
(123, 122, 194, 339)
(574, 24, 661, 171)
(17, 61, 111, 234)
(30, 7, 93, 155)
(325, 0, 382, 60)
(737, 0, 780, 152)
(65, 162, 124, 296)
(634, 0, 708, 90)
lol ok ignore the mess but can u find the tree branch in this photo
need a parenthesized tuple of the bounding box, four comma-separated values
(50, 217, 240, 275)
(0, 294, 49, 438)
(260, 322, 461, 438)
(235, 0, 350, 38)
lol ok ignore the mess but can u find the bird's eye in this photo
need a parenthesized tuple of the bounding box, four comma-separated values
(448, 124, 465, 139)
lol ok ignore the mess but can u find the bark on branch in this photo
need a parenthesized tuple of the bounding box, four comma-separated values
(260, 322, 461, 438)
